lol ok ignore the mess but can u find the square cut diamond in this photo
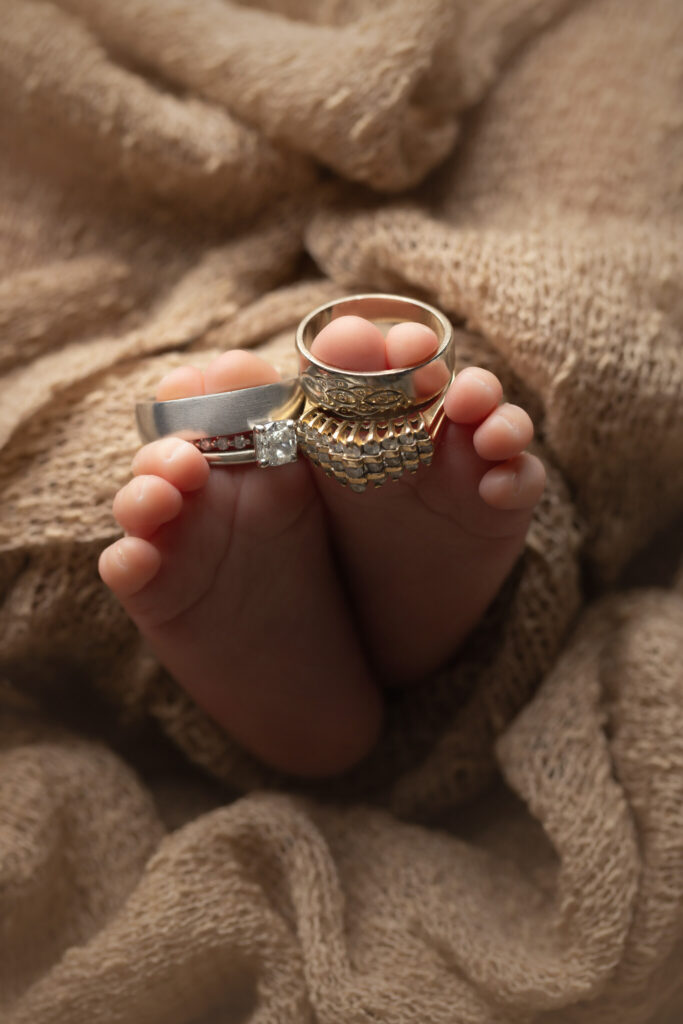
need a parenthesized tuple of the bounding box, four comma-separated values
(253, 420, 298, 467)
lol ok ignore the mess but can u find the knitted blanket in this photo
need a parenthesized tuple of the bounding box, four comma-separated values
(1, 1, 682, 1021)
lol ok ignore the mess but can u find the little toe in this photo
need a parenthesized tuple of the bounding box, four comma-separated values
(204, 349, 280, 394)
(473, 403, 534, 462)
(311, 315, 386, 371)
(156, 366, 205, 401)
(98, 536, 161, 598)
(112, 474, 183, 536)
(479, 453, 546, 510)
(132, 438, 210, 492)
(444, 367, 503, 425)
(385, 321, 438, 368)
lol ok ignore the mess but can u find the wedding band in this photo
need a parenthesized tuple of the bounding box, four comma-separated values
(297, 399, 447, 491)
(295, 293, 454, 490)
(296, 293, 454, 416)
(135, 379, 304, 467)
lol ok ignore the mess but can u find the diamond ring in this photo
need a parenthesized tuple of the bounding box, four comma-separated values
(295, 293, 454, 489)
(135, 379, 304, 468)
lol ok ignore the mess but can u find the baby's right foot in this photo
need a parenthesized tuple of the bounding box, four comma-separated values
(309, 317, 546, 682)
(100, 323, 545, 777)
(99, 351, 382, 778)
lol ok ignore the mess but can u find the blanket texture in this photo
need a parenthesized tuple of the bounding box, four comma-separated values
(1, 1, 683, 1021)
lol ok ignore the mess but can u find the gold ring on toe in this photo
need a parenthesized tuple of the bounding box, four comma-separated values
(295, 293, 454, 491)
(135, 379, 304, 468)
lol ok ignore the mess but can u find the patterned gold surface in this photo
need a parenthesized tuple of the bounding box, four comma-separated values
(297, 406, 437, 491)
(300, 373, 412, 416)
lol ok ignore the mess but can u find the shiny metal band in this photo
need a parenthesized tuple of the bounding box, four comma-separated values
(297, 394, 448, 491)
(135, 379, 304, 467)
(295, 293, 454, 418)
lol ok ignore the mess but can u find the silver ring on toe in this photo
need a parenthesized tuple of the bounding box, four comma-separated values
(135, 379, 304, 468)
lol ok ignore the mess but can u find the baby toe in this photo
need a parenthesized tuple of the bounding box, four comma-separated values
(203, 349, 279, 394)
(156, 366, 205, 400)
(310, 315, 386, 371)
(112, 474, 183, 536)
(98, 536, 161, 598)
(444, 367, 503, 425)
(385, 321, 438, 368)
(132, 438, 209, 492)
(478, 453, 546, 510)
(473, 403, 534, 462)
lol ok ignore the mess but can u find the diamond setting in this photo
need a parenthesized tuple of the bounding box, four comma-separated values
(253, 419, 298, 467)
(194, 430, 254, 454)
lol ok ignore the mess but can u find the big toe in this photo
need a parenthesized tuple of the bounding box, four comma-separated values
(385, 321, 438, 368)
(204, 350, 280, 393)
(156, 350, 279, 401)
(156, 365, 205, 400)
(310, 315, 386, 371)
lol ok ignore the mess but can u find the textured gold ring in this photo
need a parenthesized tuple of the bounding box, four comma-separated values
(295, 293, 454, 491)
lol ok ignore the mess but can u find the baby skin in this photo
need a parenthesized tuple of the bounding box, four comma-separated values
(99, 317, 545, 777)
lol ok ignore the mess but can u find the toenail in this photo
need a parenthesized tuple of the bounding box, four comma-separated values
(113, 543, 128, 570)
(464, 369, 496, 397)
(495, 410, 520, 436)
(162, 439, 184, 462)
(134, 478, 148, 501)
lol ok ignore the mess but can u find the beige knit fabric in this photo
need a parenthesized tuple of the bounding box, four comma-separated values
(1, 0, 683, 1021)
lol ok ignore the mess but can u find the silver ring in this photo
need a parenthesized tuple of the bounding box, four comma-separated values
(135, 379, 303, 467)
(296, 293, 454, 417)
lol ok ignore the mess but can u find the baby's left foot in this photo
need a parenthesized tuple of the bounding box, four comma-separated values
(309, 317, 546, 682)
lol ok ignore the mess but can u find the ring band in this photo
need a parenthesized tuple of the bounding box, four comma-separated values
(296, 293, 454, 417)
(297, 401, 446, 491)
(135, 379, 304, 467)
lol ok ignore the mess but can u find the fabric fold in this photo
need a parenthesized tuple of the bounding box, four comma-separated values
(1, 0, 682, 1020)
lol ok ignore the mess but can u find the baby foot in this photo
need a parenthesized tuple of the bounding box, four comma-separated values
(310, 316, 546, 681)
(99, 322, 545, 776)
(99, 350, 383, 778)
